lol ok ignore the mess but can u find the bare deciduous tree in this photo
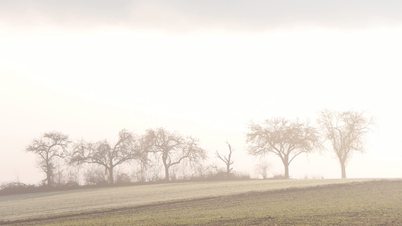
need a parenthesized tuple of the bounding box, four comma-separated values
(26, 132, 70, 187)
(216, 142, 234, 177)
(255, 161, 270, 179)
(144, 128, 206, 181)
(247, 118, 319, 179)
(70, 130, 144, 184)
(318, 111, 370, 179)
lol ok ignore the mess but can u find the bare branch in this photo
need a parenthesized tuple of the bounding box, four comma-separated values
(216, 142, 235, 176)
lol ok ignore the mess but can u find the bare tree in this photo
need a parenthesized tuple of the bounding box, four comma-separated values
(26, 132, 70, 187)
(144, 128, 206, 181)
(216, 142, 234, 177)
(318, 111, 370, 179)
(247, 118, 319, 179)
(255, 161, 270, 179)
(70, 130, 144, 184)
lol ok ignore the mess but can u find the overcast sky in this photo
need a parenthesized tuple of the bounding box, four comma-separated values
(1, 1, 402, 184)
(1, 0, 402, 30)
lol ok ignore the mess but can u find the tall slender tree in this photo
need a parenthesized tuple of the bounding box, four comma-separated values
(216, 142, 234, 177)
(318, 111, 370, 179)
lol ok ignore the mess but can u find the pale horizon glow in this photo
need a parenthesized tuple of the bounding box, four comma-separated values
(1, 6, 402, 184)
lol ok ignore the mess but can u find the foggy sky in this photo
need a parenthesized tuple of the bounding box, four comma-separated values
(1, 0, 402, 30)
(1, 1, 402, 184)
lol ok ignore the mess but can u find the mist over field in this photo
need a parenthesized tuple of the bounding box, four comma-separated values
(1, 0, 402, 184)
(1, 1, 402, 225)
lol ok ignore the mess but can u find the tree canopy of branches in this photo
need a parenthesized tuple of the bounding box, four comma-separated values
(26, 132, 70, 186)
(216, 142, 234, 177)
(69, 130, 144, 184)
(247, 118, 319, 179)
(318, 111, 370, 179)
(143, 128, 206, 181)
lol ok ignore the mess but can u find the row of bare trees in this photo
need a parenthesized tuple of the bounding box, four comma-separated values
(247, 111, 370, 179)
(26, 110, 370, 186)
(26, 128, 208, 186)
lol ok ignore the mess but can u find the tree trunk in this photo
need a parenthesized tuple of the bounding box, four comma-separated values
(108, 167, 114, 184)
(282, 156, 290, 179)
(340, 161, 347, 179)
(284, 163, 289, 179)
(46, 170, 52, 187)
(162, 156, 171, 182)
(45, 155, 52, 187)
(164, 165, 170, 181)
(45, 162, 52, 187)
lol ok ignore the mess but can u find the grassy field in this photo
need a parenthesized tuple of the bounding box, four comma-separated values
(2, 179, 401, 225)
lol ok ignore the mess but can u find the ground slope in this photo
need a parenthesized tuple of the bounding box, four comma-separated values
(0, 179, 360, 223)
(23, 180, 402, 226)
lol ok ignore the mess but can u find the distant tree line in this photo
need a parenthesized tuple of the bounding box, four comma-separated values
(22, 110, 370, 189)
